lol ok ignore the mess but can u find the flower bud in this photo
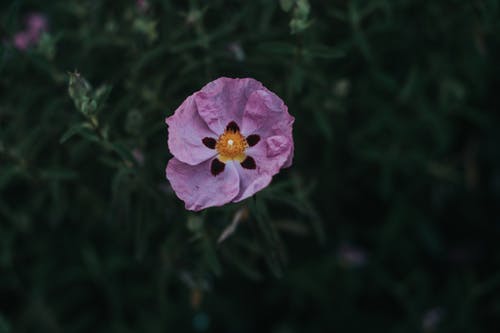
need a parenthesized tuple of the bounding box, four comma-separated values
(68, 71, 92, 106)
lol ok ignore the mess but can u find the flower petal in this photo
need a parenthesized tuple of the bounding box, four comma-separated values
(166, 158, 240, 211)
(232, 135, 293, 202)
(241, 89, 294, 138)
(194, 77, 263, 134)
(241, 89, 294, 169)
(166, 96, 218, 165)
(283, 143, 294, 168)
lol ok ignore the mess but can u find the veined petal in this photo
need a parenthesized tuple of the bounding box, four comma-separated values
(166, 96, 218, 165)
(283, 143, 294, 168)
(194, 77, 263, 134)
(166, 158, 240, 211)
(232, 135, 293, 202)
(241, 89, 294, 138)
(241, 89, 294, 170)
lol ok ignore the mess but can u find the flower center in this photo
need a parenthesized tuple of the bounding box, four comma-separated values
(216, 129, 247, 162)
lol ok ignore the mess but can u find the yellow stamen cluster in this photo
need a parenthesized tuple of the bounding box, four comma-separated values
(216, 129, 247, 162)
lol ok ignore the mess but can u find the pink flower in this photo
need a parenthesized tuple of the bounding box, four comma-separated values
(338, 243, 367, 268)
(12, 12, 48, 51)
(166, 77, 294, 211)
(132, 148, 145, 165)
(422, 307, 444, 332)
(25, 13, 48, 37)
(13, 31, 31, 50)
(136, 0, 150, 12)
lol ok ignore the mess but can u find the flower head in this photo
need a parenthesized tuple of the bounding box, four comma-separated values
(12, 12, 48, 51)
(13, 31, 31, 51)
(166, 77, 294, 211)
(338, 243, 367, 268)
(136, 0, 150, 13)
(25, 13, 48, 37)
(422, 307, 444, 332)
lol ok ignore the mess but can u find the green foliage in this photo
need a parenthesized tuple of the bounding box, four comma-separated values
(1, 0, 500, 332)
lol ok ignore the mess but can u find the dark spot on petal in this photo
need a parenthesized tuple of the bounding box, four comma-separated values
(246, 134, 260, 147)
(241, 156, 256, 169)
(226, 121, 240, 132)
(202, 137, 216, 149)
(211, 158, 225, 176)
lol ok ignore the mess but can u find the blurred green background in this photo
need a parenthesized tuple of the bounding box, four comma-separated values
(1, 0, 500, 332)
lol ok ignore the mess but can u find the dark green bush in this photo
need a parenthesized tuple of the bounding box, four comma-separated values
(1, 0, 500, 332)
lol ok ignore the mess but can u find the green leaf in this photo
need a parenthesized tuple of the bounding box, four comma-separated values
(0, 314, 11, 333)
(40, 168, 78, 181)
(249, 196, 286, 278)
(93, 84, 112, 113)
(107, 142, 135, 163)
(187, 215, 204, 233)
(256, 42, 296, 56)
(305, 45, 345, 59)
(280, 0, 295, 12)
(81, 247, 102, 280)
(0, 166, 22, 190)
(202, 236, 222, 276)
(68, 71, 92, 105)
(60, 123, 99, 143)
(221, 247, 263, 281)
(313, 109, 333, 142)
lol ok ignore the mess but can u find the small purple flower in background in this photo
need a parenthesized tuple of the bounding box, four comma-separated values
(422, 307, 444, 332)
(12, 12, 48, 51)
(136, 0, 150, 13)
(166, 77, 294, 211)
(26, 13, 48, 37)
(132, 148, 145, 166)
(227, 42, 245, 62)
(338, 243, 367, 268)
(12, 31, 31, 51)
